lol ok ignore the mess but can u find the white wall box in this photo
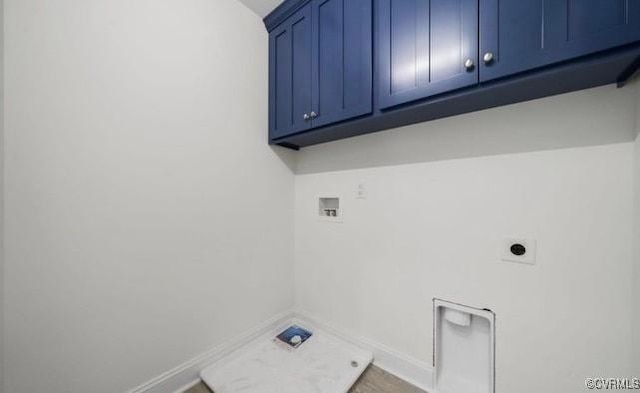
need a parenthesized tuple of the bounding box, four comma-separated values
(433, 299, 496, 393)
(318, 197, 342, 222)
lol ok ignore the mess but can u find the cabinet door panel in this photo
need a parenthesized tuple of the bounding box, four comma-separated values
(312, 0, 372, 128)
(272, 29, 292, 136)
(378, 0, 479, 109)
(567, 0, 627, 39)
(431, 1, 465, 82)
(269, 4, 313, 140)
(480, 0, 640, 82)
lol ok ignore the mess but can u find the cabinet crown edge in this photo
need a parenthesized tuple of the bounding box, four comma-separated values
(263, 0, 310, 32)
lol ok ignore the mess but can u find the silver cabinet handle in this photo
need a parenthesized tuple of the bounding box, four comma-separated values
(483, 52, 494, 64)
(303, 113, 310, 120)
(464, 59, 474, 70)
(310, 111, 318, 119)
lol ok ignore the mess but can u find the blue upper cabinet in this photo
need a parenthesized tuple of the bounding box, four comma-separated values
(378, 0, 479, 109)
(265, 0, 640, 148)
(269, 0, 372, 140)
(311, 0, 373, 128)
(480, 0, 640, 82)
(269, 4, 313, 140)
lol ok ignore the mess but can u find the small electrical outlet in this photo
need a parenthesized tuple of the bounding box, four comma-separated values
(356, 183, 367, 199)
(502, 238, 536, 265)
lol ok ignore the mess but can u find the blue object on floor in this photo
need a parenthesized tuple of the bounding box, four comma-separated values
(275, 325, 313, 348)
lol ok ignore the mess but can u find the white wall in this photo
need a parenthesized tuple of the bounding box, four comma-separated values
(634, 81, 640, 372)
(296, 85, 637, 175)
(0, 0, 4, 390)
(295, 87, 637, 392)
(634, 140, 640, 371)
(3, 1, 295, 392)
(238, 0, 281, 17)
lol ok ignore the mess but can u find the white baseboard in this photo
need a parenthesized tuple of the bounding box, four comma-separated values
(127, 308, 433, 393)
(126, 309, 293, 393)
(293, 309, 434, 392)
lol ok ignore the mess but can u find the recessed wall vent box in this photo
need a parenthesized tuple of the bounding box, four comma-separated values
(319, 197, 341, 222)
(434, 299, 496, 393)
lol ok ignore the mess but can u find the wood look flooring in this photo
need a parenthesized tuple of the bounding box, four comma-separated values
(184, 365, 426, 393)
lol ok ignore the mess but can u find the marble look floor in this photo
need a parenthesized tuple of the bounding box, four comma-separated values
(185, 365, 426, 393)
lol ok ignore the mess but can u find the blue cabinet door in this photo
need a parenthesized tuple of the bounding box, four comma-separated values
(480, 0, 640, 82)
(378, 0, 479, 109)
(269, 4, 313, 140)
(310, 0, 373, 128)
